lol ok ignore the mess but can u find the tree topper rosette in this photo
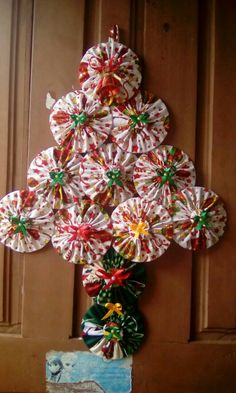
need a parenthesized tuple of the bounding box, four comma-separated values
(80, 143, 137, 207)
(27, 146, 85, 209)
(81, 302, 144, 360)
(82, 248, 146, 305)
(134, 145, 196, 212)
(111, 197, 173, 262)
(51, 200, 113, 264)
(78, 37, 141, 105)
(172, 186, 227, 250)
(0, 190, 54, 253)
(112, 91, 169, 153)
(49, 90, 112, 153)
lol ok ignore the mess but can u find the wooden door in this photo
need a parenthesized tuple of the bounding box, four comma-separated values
(0, 0, 235, 392)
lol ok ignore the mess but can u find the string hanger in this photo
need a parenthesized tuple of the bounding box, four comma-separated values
(109, 24, 120, 42)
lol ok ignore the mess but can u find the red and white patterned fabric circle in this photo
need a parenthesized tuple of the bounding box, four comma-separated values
(111, 197, 173, 262)
(80, 143, 137, 207)
(49, 91, 112, 153)
(112, 92, 169, 153)
(27, 146, 85, 209)
(78, 40, 141, 105)
(51, 201, 113, 264)
(0, 190, 54, 253)
(172, 187, 227, 251)
(134, 145, 196, 209)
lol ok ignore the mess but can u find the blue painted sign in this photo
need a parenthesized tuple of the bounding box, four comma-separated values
(46, 351, 132, 393)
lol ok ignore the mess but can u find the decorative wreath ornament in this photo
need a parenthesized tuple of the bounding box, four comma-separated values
(51, 201, 113, 264)
(80, 143, 137, 207)
(172, 187, 227, 251)
(78, 38, 141, 105)
(0, 190, 54, 253)
(81, 303, 144, 360)
(0, 25, 228, 361)
(82, 248, 146, 305)
(112, 92, 169, 153)
(49, 90, 112, 153)
(134, 145, 196, 209)
(111, 197, 173, 262)
(27, 146, 84, 209)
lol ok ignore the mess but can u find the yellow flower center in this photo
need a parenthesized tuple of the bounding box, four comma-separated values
(130, 221, 149, 238)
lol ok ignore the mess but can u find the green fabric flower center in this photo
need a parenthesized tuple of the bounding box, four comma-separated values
(130, 112, 150, 128)
(49, 171, 65, 186)
(158, 166, 176, 187)
(70, 113, 87, 128)
(103, 325, 123, 341)
(9, 216, 29, 237)
(106, 169, 123, 187)
(193, 210, 212, 230)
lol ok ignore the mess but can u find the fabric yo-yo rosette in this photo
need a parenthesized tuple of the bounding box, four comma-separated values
(134, 145, 196, 210)
(78, 40, 141, 105)
(51, 201, 113, 264)
(0, 190, 54, 253)
(27, 146, 85, 209)
(82, 248, 146, 305)
(81, 302, 144, 360)
(172, 186, 227, 251)
(80, 143, 137, 207)
(111, 197, 173, 262)
(112, 92, 169, 153)
(49, 90, 112, 153)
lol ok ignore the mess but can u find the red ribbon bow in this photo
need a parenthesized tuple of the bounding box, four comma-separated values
(64, 224, 112, 243)
(96, 268, 131, 290)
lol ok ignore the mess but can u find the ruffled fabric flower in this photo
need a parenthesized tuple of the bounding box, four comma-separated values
(49, 91, 112, 153)
(78, 40, 141, 105)
(0, 190, 54, 252)
(51, 201, 113, 264)
(81, 303, 144, 360)
(172, 187, 227, 250)
(27, 146, 84, 209)
(134, 145, 196, 210)
(80, 143, 137, 207)
(112, 92, 169, 153)
(111, 197, 173, 262)
(82, 248, 146, 305)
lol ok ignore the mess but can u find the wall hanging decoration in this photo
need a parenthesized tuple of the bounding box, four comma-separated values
(0, 190, 54, 252)
(51, 201, 113, 264)
(27, 146, 85, 209)
(133, 145, 196, 208)
(82, 247, 146, 305)
(80, 143, 137, 207)
(0, 25, 228, 361)
(81, 303, 144, 360)
(112, 91, 169, 153)
(112, 197, 173, 262)
(172, 186, 227, 250)
(78, 39, 141, 105)
(49, 90, 112, 152)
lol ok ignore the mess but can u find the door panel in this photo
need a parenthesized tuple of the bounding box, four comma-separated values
(0, 0, 235, 392)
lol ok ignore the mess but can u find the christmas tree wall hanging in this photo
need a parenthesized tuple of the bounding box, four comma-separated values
(0, 25, 227, 360)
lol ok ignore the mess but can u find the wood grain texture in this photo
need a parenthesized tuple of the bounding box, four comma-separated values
(0, 0, 236, 391)
(22, 0, 86, 340)
(193, 0, 236, 338)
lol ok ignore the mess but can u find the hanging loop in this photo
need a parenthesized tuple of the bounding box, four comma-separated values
(109, 25, 120, 42)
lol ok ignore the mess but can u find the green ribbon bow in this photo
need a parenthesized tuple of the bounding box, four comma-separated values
(10, 216, 29, 237)
(104, 326, 122, 341)
(70, 113, 87, 128)
(106, 169, 123, 188)
(158, 166, 176, 187)
(130, 112, 150, 128)
(49, 171, 65, 187)
(194, 210, 212, 230)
